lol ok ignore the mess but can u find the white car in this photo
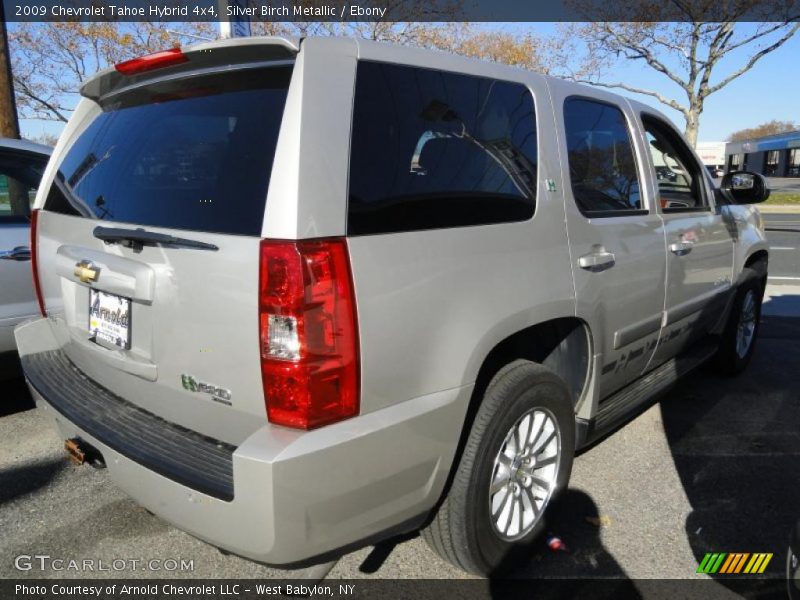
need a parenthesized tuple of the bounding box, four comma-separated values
(0, 138, 51, 372)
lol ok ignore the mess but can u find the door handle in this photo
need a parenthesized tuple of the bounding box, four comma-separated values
(669, 241, 694, 256)
(0, 246, 31, 261)
(578, 250, 616, 272)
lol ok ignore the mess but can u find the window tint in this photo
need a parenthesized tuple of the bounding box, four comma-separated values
(642, 115, 707, 211)
(0, 151, 47, 221)
(348, 61, 537, 235)
(44, 67, 292, 236)
(564, 98, 641, 215)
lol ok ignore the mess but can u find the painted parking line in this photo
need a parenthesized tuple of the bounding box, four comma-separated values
(770, 246, 796, 250)
(769, 276, 800, 281)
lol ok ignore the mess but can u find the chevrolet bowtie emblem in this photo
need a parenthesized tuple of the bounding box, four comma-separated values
(74, 260, 99, 283)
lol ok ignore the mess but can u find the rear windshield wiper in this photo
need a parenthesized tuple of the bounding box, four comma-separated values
(93, 226, 219, 251)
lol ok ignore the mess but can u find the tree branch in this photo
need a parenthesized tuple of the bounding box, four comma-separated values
(722, 22, 797, 55)
(705, 23, 800, 95)
(598, 23, 689, 89)
(13, 75, 71, 122)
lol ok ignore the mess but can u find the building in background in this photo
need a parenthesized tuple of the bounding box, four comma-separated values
(696, 141, 726, 170)
(725, 130, 800, 177)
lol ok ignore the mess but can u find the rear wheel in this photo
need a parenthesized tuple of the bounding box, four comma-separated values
(713, 271, 763, 375)
(422, 360, 575, 576)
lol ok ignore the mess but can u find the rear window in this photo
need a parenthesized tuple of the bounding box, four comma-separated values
(348, 61, 537, 236)
(44, 67, 292, 236)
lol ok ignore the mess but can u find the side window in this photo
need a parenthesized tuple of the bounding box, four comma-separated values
(642, 116, 708, 212)
(563, 98, 642, 216)
(0, 151, 46, 221)
(347, 61, 538, 235)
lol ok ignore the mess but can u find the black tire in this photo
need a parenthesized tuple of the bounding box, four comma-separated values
(421, 360, 575, 576)
(712, 270, 764, 375)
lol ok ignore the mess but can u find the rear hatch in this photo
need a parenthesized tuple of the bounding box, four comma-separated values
(34, 41, 296, 445)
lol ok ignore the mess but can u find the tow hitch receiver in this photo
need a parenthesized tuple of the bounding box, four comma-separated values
(64, 438, 85, 465)
(64, 437, 106, 468)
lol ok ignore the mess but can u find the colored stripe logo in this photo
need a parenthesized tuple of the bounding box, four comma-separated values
(697, 552, 773, 574)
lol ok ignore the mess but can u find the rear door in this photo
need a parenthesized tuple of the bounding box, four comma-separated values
(0, 149, 47, 352)
(551, 89, 667, 398)
(35, 65, 293, 444)
(638, 113, 734, 365)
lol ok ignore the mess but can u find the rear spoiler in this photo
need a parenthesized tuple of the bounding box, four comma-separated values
(80, 36, 300, 104)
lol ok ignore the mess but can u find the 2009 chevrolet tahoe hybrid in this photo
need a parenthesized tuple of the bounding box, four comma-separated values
(15, 36, 770, 576)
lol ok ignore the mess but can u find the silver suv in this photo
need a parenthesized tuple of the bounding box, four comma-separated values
(16, 36, 769, 576)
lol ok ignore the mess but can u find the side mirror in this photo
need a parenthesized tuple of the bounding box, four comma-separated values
(720, 171, 770, 204)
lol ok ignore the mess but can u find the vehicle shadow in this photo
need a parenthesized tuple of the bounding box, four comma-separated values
(0, 376, 35, 418)
(0, 459, 65, 506)
(489, 489, 642, 599)
(659, 312, 800, 594)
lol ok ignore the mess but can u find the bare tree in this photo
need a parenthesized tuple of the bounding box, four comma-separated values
(560, 1, 800, 146)
(9, 20, 555, 124)
(8, 22, 212, 123)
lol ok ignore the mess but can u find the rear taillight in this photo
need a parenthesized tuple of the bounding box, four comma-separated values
(259, 239, 360, 430)
(115, 48, 188, 76)
(30, 209, 46, 317)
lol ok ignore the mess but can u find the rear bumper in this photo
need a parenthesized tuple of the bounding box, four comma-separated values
(16, 318, 471, 565)
(0, 312, 37, 354)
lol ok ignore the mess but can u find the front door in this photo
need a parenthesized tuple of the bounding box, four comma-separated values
(638, 113, 734, 365)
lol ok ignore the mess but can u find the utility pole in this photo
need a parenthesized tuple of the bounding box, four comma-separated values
(0, 6, 20, 139)
(218, 0, 251, 39)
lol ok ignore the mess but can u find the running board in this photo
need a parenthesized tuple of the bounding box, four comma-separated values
(589, 341, 718, 441)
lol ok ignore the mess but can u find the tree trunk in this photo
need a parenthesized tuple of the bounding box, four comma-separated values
(684, 115, 699, 148)
(0, 9, 20, 139)
(0, 12, 28, 216)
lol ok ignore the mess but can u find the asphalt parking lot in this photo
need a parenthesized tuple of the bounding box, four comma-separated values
(2, 289, 799, 587)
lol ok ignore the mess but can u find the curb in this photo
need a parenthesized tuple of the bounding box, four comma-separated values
(758, 205, 800, 214)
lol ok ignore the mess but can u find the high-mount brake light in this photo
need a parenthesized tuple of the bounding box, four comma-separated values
(115, 48, 188, 76)
(258, 239, 360, 430)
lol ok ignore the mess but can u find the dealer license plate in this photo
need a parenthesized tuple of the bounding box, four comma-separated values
(89, 289, 131, 350)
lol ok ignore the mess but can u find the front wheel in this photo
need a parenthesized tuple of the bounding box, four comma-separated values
(422, 360, 575, 576)
(713, 271, 763, 375)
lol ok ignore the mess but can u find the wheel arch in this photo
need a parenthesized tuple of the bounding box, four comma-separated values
(428, 317, 591, 529)
(743, 249, 769, 288)
(470, 318, 592, 412)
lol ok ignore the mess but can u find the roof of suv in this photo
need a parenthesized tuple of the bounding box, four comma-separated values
(80, 36, 300, 102)
(77, 35, 677, 135)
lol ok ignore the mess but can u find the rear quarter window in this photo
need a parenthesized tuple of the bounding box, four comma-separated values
(348, 61, 538, 236)
(44, 67, 292, 236)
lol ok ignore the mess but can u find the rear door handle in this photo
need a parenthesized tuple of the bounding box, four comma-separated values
(669, 241, 694, 256)
(578, 250, 616, 272)
(0, 246, 31, 261)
